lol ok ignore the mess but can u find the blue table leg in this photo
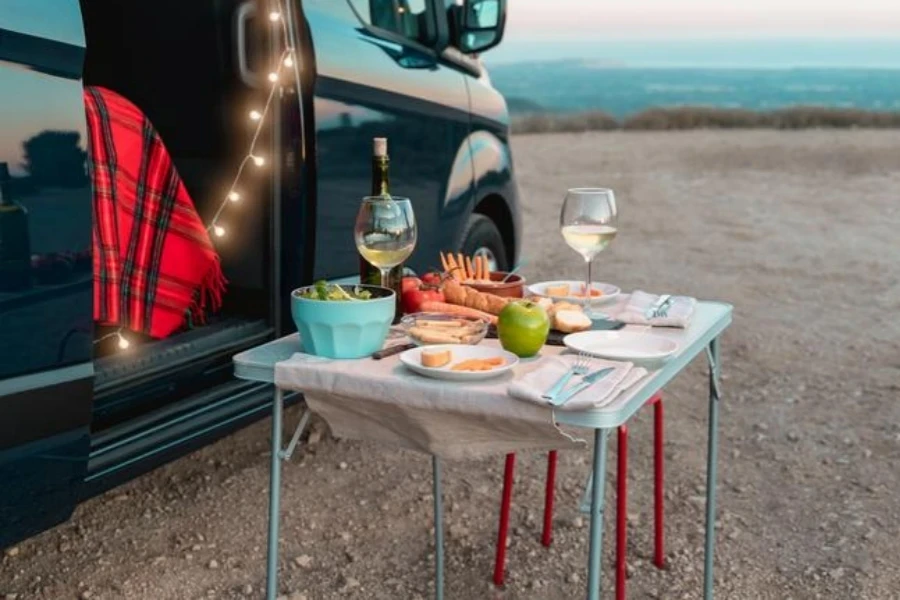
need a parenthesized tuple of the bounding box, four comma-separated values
(587, 428, 610, 600)
(266, 388, 284, 600)
(433, 455, 444, 600)
(704, 337, 722, 599)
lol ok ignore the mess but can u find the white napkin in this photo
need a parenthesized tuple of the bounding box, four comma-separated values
(508, 355, 648, 412)
(618, 290, 696, 328)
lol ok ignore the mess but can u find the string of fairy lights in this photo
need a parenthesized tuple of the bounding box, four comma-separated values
(96, 1, 295, 351)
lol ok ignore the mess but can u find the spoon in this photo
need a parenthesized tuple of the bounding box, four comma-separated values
(501, 258, 528, 283)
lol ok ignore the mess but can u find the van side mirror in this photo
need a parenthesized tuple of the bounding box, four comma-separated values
(456, 0, 507, 54)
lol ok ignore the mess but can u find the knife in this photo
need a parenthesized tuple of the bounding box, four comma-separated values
(372, 342, 416, 360)
(549, 367, 614, 407)
(645, 294, 672, 320)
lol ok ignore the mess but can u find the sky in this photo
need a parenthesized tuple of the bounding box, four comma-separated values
(507, 0, 900, 38)
(487, 0, 900, 66)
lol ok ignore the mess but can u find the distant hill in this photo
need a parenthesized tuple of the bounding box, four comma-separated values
(490, 60, 900, 117)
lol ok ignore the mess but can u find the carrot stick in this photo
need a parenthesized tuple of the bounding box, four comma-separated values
(465, 256, 476, 280)
(445, 254, 462, 280)
(419, 301, 498, 325)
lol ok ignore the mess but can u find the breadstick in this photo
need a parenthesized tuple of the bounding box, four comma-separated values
(440, 252, 450, 273)
(415, 319, 468, 328)
(465, 256, 476, 281)
(409, 327, 462, 345)
(456, 254, 466, 279)
(473, 256, 482, 280)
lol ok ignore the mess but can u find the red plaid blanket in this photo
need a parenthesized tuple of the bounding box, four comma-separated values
(85, 86, 226, 339)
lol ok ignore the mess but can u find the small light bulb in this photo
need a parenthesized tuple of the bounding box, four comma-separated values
(228, 191, 240, 202)
(268, 11, 281, 21)
(213, 225, 226, 237)
(117, 334, 130, 350)
(249, 110, 262, 121)
(283, 55, 294, 68)
(252, 155, 265, 167)
(268, 72, 279, 83)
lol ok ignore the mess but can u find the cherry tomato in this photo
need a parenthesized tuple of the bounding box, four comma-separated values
(401, 276, 422, 294)
(420, 272, 443, 287)
(401, 286, 445, 315)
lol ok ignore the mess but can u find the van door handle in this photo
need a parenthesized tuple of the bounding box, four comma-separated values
(234, 0, 260, 87)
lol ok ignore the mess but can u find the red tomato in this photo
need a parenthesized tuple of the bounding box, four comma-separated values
(401, 276, 422, 294)
(420, 272, 443, 287)
(401, 286, 445, 315)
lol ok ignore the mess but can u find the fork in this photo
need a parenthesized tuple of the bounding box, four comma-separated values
(541, 352, 591, 402)
(654, 296, 675, 319)
(645, 294, 671, 320)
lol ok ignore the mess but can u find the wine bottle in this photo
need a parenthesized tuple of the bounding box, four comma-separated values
(0, 162, 32, 292)
(359, 138, 404, 319)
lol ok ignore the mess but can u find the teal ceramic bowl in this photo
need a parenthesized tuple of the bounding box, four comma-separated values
(290, 285, 395, 359)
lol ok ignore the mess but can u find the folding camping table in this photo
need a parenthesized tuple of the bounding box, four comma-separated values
(233, 301, 732, 600)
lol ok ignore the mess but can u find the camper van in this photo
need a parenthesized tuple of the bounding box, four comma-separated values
(0, 0, 518, 547)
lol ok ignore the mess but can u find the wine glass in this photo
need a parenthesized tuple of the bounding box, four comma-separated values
(354, 196, 417, 289)
(559, 188, 618, 316)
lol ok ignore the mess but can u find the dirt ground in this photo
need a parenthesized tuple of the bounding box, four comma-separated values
(2, 130, 899, 600)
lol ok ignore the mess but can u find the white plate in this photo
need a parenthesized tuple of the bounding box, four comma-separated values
(528, 280, 620, 306)
(399, 344, 519, 381)
(563, 330, 678, 363)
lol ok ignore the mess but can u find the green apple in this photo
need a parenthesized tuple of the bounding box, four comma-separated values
(498, 300, 550, 358)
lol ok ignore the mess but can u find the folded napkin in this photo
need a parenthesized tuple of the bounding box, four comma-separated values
(618, 290, 696, 328)
(508, 355, 648, 412)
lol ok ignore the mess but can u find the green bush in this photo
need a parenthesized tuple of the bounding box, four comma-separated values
(512, 110, 619, 134)
(511, 106, 900, 133)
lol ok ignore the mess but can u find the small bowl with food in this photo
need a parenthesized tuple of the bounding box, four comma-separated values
(439, 251, 525, 298)
(400, 312, 489, 346)
(291, 282, 395, 359)
(527, 280, 620, 306)
(462, 271, 526, 298)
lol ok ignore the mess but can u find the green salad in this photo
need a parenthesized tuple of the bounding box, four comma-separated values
(297, 280, 374, 301)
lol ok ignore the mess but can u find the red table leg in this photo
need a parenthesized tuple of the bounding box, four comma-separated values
(493, 453, 516, 586)
(616, 425, 628, 600)
(653, 395, 666, 569)
(542, 450, 558, 547)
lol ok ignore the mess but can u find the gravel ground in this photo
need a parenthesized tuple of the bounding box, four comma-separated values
(2, 130, 899, 600)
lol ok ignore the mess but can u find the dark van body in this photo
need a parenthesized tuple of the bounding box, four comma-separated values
(0, 0, 517, 547)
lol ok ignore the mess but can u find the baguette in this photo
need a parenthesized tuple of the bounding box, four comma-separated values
(442, 279, 509, 315)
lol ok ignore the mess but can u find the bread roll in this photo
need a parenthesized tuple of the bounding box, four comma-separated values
(546, 284, 571, 297)
(421, 348, 452, 367)
(553, 310, 592, 333)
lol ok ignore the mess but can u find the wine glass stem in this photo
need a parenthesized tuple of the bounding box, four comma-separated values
(379, 267, 391, 289)
(584, 257, 593, 316)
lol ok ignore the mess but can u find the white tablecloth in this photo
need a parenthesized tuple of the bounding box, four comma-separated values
(274, 340, 591, 460)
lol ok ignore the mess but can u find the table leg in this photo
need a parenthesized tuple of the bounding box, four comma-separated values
(704, 337, 722, 599)
(433, 455, 444, 600)
(266, 388, 284, 600)
(587, 429, 610, 600)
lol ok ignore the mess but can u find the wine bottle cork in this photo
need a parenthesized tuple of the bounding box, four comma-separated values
(373, 137, 388, 157)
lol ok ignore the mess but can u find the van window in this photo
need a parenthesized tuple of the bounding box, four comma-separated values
(347, 0, 436, 47)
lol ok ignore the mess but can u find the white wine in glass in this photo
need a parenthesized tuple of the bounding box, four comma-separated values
(354, 196, 417, 289)
(559, 188, 618, 315)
